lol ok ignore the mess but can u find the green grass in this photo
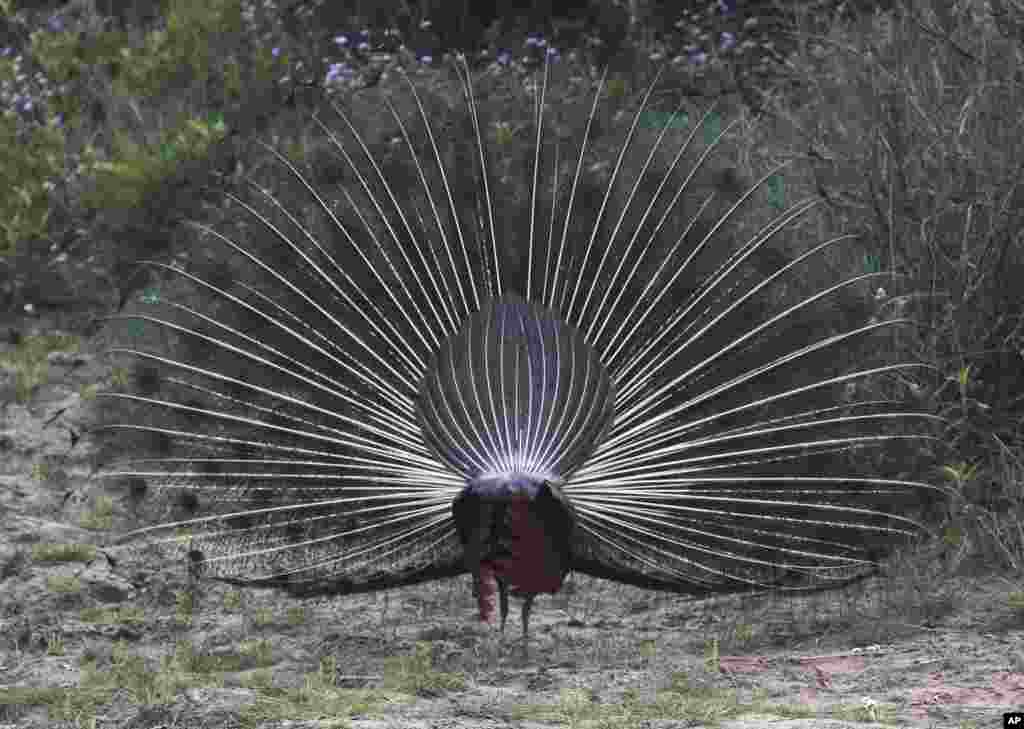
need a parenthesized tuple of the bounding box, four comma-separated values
(509, 677, 817, 729)
(0, 334, 80, 402)
(32, 543, 96, 563)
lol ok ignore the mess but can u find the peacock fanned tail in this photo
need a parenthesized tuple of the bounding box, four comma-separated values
(94, 59, 948, 628)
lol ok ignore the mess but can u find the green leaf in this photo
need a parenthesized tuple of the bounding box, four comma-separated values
(703, 112, 721, 145)
(767, 174, 785, 210)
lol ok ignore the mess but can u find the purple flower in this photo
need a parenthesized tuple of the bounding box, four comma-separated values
(0, 47, 10, 57)
(718, 0, 736, 16)
(48, 15, 64, 32)
(525, 34, 546, 48)
(419, 54, 433, 64)
(271, 47, 280, 57)
(497, 50, 511, 65)
(335, 32, 371, 51)
(720, 32, 735, 51)
(689, 49, 707, 66)
(325, 62, 352, 85)
(546, 46, 560, 61)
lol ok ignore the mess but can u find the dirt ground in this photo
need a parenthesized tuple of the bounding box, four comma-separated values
(2, 310, 1024, 729)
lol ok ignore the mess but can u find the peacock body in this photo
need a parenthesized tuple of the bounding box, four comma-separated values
(97, 59, 946, 640)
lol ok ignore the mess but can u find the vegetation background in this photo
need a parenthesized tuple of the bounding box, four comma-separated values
(1, 0, 1023, 727)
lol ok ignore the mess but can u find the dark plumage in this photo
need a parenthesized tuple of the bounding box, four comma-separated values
(96, 59, 947, 645)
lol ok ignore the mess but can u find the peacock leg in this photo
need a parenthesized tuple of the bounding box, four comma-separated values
(498, 578, 509, 634)
(521, 593, 536, 641)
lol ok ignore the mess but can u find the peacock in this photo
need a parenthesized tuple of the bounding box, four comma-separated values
(95, 57, 946, 643)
